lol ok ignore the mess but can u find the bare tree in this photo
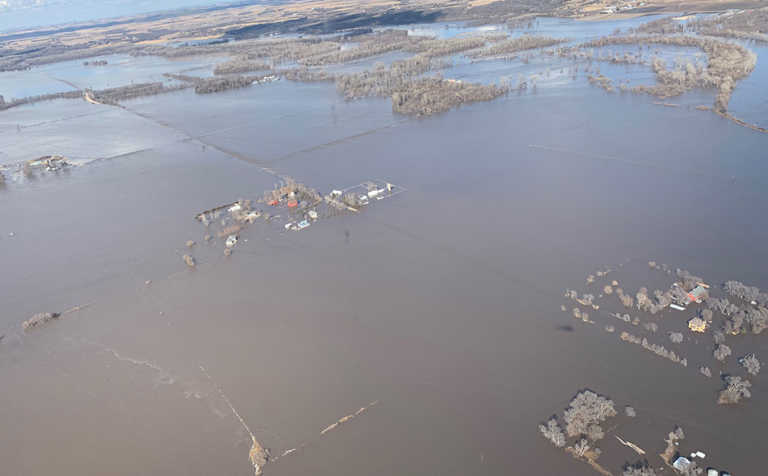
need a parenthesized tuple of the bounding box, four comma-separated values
(739, 353, 761, 376)
(717, 375, 752, 404)
(563, 390, 616, 439)
(539, 417, 566, 447)
(623, 463, 657, 476)
(714, 344, 732, 362)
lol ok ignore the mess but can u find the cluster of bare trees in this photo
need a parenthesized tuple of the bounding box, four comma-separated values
(563, 390, 617, 440)
(541, 390, 626, 474)
(718, 375, 752, 404)
(193, 75, 265, 94)
(740, 353, 761, 376)
(690, 7, 768, 43)
(620, 332, 688, 367)
(333, 55, 437, 98)
(83, 60, 108, 66)
(723, 280, 767, 304)
(0, 43, 132, 72)
(261, 176, 322, 205)
(669, 332, 684, 344)
(572, 307, 590, 322)
(615, 288, 634, 308)
(0, 81, 192, 111)
(139, 37, 342, 65)
(214, 58, 271, 75)
(282, 51, 503, 116)
(729, 307, 768, 335)
(89, 82, 189, 104)
(587, 74, 614, 93)
(581, 35, 757, 113)
(623, 463, 657, 476)
(714, 344, 732, 362)
(279, 68, 336, 82)
(631, 17, 685, 35)
(643, 322, 659, 333)
(608, 270, 699, 316)
(390, 78, 507, 116)
(468, 34, 567, 58)
(405, 35, 503, 57)
(0, 90, 83, 111)
(707, 295, 768, 335)
(553, 46, 646, 66)
(538, 389, 625, 475)
(540, 389, 618, 459)
(539, 417, 566, 447)
(300, 39, 409, 66)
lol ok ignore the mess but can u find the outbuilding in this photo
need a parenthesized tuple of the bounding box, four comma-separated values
(687, 285, 708, 303)
(673, 456, 691, 472)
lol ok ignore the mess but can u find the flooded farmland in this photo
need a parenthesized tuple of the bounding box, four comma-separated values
(2, 10, 768, 476)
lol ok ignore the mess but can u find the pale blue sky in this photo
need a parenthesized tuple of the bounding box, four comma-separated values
(0, 0, 247, 33)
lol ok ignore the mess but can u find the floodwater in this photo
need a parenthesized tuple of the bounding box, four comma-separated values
(1, 15, 768, 476)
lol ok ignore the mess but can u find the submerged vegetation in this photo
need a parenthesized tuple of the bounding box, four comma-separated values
(0, 9, 763, 127)
(213, 58, 272, 75)
(579, 35, 756, 113)
(539, 390, 617, 476)
(468, 34, 568, 58)
(718, 375, 752, 404)
(564, 259, 768, 411)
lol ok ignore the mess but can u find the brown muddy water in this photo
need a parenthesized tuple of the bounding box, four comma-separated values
(2, 21, 768, 476)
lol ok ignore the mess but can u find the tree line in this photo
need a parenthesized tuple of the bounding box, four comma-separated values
(579, 34, 757, 113)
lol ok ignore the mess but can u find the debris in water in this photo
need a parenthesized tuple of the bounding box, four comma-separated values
(615, 435, 645, 455)
(21, 303, 90, 331)
(186, 240, 196, 248)
(320, 400, 379, 435)
(218, 224, 243, 238)
(22, 312, 60, 330)
(320, 422, 339, 435)
(225, 234, 238, 248)
(183, 254, 196, 268)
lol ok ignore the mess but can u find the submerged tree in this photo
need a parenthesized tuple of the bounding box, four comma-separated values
(739, 353, 761, 376)
(539, 417, 566, 448)
(718, 375, 752, 404)
(623, 462, 657, 476)
(563, 390, 616, 439)
(714, 344, 732, 362)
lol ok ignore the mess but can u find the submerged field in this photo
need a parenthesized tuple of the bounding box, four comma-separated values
(1, 11, 768, 476)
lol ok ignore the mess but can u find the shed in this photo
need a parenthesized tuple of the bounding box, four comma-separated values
(673, 457, 691, 471)
(687, 285, 708, 303)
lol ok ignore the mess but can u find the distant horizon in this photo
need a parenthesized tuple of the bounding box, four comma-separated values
(0, 0, 268, 33)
